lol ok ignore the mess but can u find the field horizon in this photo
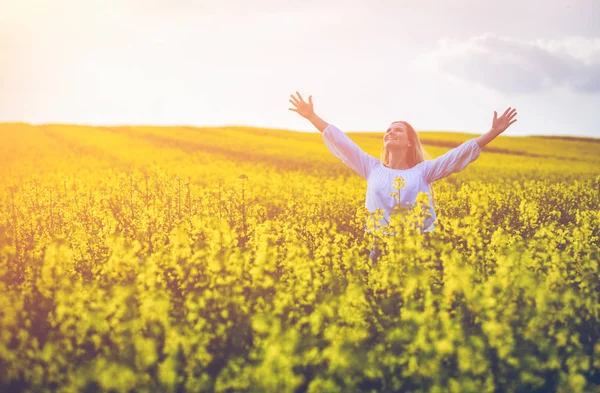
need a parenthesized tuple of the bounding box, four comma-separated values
(2, 121, 599, 141)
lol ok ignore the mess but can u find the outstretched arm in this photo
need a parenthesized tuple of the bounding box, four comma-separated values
(475, 107, 518, 148)
(288, 91, 377, 179)
(320, 123, 378, 180)
(288, 91, 327, 132)
(420, 107, 518, 183)
(419, 139, 482, 183)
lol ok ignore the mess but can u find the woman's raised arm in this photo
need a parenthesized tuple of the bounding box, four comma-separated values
(420, 107, 518, 183)
(288, 91, 327, 132)
(419, 139, 482, 183)
(475, 107, 518, 148)
(288, 91, 378, 180)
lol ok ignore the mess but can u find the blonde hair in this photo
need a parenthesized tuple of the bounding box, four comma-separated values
(380, 121, 437, 207)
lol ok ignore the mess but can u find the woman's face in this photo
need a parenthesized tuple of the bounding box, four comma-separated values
(383, 122, 411, 150)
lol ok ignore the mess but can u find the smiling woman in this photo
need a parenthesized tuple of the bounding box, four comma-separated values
(382, 121, 429, 170)
(288, 91, 518, 264)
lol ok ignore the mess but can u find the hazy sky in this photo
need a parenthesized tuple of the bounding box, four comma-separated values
(2, 0, 599, 137)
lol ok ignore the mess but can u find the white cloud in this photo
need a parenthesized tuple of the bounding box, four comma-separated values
(421, 33, 600, 94)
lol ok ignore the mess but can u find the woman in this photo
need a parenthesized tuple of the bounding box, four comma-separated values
(288, 91, 518, 264)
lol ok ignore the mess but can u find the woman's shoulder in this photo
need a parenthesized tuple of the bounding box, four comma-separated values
(414, 160, 427, 168)
(368, 156, 383, 168)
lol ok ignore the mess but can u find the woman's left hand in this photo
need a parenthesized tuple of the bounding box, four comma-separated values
(491, 107, 518, 134)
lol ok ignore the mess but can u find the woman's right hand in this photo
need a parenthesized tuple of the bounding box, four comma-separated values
(288, 91, 314, 119)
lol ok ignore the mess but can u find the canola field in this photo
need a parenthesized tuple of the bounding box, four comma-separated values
(1, 122, 599, 393)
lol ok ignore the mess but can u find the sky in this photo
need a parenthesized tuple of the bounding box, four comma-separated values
(1, 0, 599, 137)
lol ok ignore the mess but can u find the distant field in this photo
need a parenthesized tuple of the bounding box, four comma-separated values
(1, 123, 598, 181)
(1, 123, 599, 393)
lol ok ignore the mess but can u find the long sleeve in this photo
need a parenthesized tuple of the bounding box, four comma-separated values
(419, 139, 481, 183)
(321, 123, 379, 180)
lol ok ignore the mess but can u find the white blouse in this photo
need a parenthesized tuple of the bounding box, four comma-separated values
(321, 123, 482, 234)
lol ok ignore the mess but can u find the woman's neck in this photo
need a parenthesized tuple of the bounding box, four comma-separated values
(386, 149, 411, 169)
